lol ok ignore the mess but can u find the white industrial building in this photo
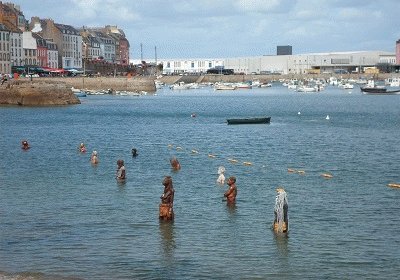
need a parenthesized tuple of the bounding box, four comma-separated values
(156, 51, 395, 75)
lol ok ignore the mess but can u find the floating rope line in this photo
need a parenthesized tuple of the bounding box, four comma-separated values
(388, 183, 400, 189)
(321, 173, 333, 179)
(167, 144, 334, 178)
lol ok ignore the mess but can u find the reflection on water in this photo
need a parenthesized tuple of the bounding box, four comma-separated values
(226, 202, 237, 216)
(159, 220, 175, 260)
(116, 180, 126, 187)
(274, 232, 289, 259)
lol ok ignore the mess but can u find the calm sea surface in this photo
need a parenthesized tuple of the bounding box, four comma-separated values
(1, 84, 400, 279)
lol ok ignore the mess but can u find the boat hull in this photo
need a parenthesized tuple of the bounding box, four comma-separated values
(227, 117, 271, 125)
(361, 87, 400, 95)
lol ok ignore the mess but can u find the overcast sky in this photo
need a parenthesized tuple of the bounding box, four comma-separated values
(13, 0, 400, 60)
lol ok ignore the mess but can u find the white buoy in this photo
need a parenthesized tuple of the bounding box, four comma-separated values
(326, 115, 330, 120)
(298, 111, 301, 115)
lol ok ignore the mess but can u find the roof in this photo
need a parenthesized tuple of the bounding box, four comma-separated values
(54, 23, 79, 35)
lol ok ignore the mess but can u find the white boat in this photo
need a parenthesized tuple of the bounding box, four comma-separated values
(297, 86, 317, 92)
(235, 82, 252, 89)
(214, 83, 237, 90)
(251, 80, 262, 87)
(71, 87, 81, 93)
(187, 83, 200, 89)
(338, 83, 354, 89)
(385, 77, 400, 87)
(170, 81, 189, 90)
(74, 91, 87, 97)
(155, 80, 164, 89)
(260, 83, 272, 88)
(328, 77, 338, 86)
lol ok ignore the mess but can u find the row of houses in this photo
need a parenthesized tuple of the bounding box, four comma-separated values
(0, 1, 130, 75)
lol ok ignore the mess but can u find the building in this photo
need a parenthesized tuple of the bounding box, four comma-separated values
(224, 51, 395, 75)
(396, 39, 400, 65)
(157, 51, 395, 75)
(30, 17, 82, 69)
(46, 39, 58, 68)
(277, 45, 292, 56)
(82, 34, 101, 60)
(0, 2, 27, 31)
(32, 32, 47, 67)
(0, 23, 10, 73)
(104, 25, 130, 65)
(159, 58, 224, 75)
(80, 25, 130, 66)
(4, 20, 22, 68)
(22, 31, 37, 66)
(0, 2, 27, 71)
(91, 30, 115, 63)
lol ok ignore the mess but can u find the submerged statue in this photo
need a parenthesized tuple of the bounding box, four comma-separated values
(217, 166, 226, 184)
(170, 157, 181, 171)
(273, 188, 289, 233)
(159, 176, 175, 221)
(21, 140, 30, 150)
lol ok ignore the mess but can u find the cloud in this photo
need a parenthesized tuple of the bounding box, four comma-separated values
(234, 0, 294, 13)
(68, 0, 141, 23)
(13, 0, 400, 58)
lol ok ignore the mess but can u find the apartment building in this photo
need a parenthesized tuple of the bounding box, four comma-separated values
(0, 23, 10, 73)
(30, 17, 82, 69)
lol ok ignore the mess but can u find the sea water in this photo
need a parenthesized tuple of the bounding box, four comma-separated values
(1, 84, 399, 279)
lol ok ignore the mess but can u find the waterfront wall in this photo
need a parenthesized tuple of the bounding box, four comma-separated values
(159, 73, 400, 85)
(21, 76, 157, 93)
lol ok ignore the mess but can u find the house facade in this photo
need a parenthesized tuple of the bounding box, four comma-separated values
(0, 23, 10, 73)
(30, 17, 82, 69)
(33, 32, 47, 67)
(22, 31, 37, 66)
(46, 39, 58, 68)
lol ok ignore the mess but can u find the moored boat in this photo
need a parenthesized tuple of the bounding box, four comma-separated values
(360, 79, 400, 94)
(74, 91, 87, 97)
(361, 87, 400, 94)
(227, 116, 271, 125)
(214, 83, 237, 90)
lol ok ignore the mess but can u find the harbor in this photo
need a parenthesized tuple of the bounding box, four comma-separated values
(1, 85, 399, 279)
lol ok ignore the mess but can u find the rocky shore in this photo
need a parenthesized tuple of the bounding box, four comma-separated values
(0, 80, 80, 106)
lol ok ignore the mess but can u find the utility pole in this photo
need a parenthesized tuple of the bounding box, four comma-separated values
(155, 46, 157, 75)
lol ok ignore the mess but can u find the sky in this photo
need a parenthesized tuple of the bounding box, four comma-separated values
(12, 0, 400, 60)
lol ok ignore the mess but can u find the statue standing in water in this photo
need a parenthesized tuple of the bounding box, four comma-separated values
(159, 176, 175, 220)
(273, 188, 289, 233)
(224, 176, 237, 203)
(170, 157, 181, 171)
(21, 140, 30, 150)
(116, 159, 126, 181)
(217, 166, 226, 184)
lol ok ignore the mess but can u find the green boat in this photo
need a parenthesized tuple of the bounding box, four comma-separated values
(227, 116, 271, 125)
